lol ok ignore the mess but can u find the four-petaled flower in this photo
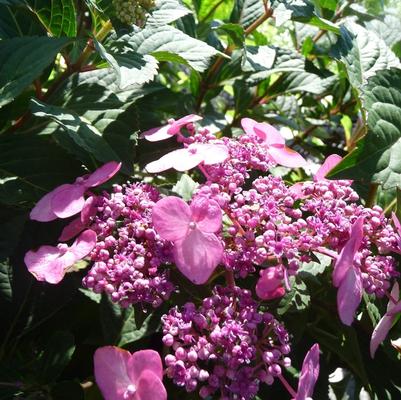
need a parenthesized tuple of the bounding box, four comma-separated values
(94, 346, 167, 400)
(241, 118, 306, 168)
(141, 114, 202, 142)
(256, 266, 285, 300)
(30, 161, 121, 222)
(333, 216, 365, 326)
(152, 196, 223, 284)
(370, 282, 401, 358)
(145, 142, 229, 173)
(294, 344, 320, 400)
(24, 229, 97, 284)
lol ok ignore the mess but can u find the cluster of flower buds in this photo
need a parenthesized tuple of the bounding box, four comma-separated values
(113, 0, 155, 26)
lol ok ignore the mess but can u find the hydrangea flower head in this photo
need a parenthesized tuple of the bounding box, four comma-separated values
(241, 118, 306, 168)
(145, 143, 228, 173)
(24, 229, 96, 284)
(141, 114, 202, 142)
(30, 161, 121, 221)
(294, 344, 320, 400)
(94, 346, 167, 400)
(152, 195, 223, 284)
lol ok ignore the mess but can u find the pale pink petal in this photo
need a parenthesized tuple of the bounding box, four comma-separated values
(190, 197, 222, 233)
(337, 266, 363, 326)
(173, 230, 223, 284)
(127, 350, 164, 382)
(314, 154, 343, 181)
(333, 216, 364, 287)
(168, 114, 202, 134)
(51, 184, 86, 219)
(84, 161, 121, 187)
(289, 182, 305, 199)
(295, 344, 320, 400)
(254, 122, 285, 145)
(152, 196, 191, 241)
(388, 283, 400, 313)
(256, 267, 285, 300)
(24, 245, 73, 284)
(69, 229, 97, 260)
(145, 149, 185, 173)
(387, 301, 401, 317)
(172, 147, 204, 171)
(391, 212, 401, 249)
(268, 145, 307, 168)
(141, 125, 174, 142)
(370, 315, 394, 358)
(136, 370, 167, 400)
(240, 118, 258, 135)
(30, 184, 72, 222)
(59, 218, 85, 242)
(81, 195, 97, 224)
(197, 143, 229, 165)
(94, 346, 132, 400)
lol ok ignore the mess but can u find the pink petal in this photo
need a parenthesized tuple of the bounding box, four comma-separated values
(30, 184, 72, 222)
(388, 282, 400, 313)
(256, 267, 285, 300)
(24, 245, 73, 284)
(198, 143, 229, 165)
(127, 350, 164, 382)
(370, 315, 394, 358)
(289, 182, 305, 199)
(240, 118, 258, 135)
(81, 195, 97, 224)
(333, 216, 364, 287)
(152, 196, 191, 241)
(51, 184, 86, 219)
(69, 229, 97, 260)
(173, 230, 223, 284)
(295, 344, 320, 400)
(314, 154, 342, 181)
(190, 197, 222, 233)
(136, 370, 167, 400)
(391, 212, 401, 249)
(337, 266, 363, 326)
(254, 122, 285, 145)
(141, 125, 174, 142)
(59, 217, 85, 242)
(84, 161, 121, 187)
(172, 147, 204, 171)
(268, 145, 307, 168)
(94, 346, 132, 400)
(145, 149, 185, 173)
(387, 301, 401, 318)
(167, 114, 202, 134)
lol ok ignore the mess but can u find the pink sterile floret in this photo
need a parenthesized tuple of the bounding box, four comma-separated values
(152, 196, 223, 284)
(256, 266, 285, 300)
(145, 143, 228, 173)
(294, 344, 320, 400)
(30, 161, 121, 222)
(94, 346, 167, 400)
(370, 282, 401, 358)
(24, 229, 96, 284)
(241, 118, 306, 168)
(141, 114, 202, 142)
(333, 216, 365, 326)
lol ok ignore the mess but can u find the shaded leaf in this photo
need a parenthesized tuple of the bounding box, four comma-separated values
(0, 36, 69, 107)
(230, 0, 264, 29)
(0, 259, 12, 302)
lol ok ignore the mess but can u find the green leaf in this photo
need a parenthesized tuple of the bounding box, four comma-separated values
(0, 259, 12, 302)
(100, 294, 127, 343)
(242, 45, 276, 72)
(277, 277, 310, 314)
(198, 0, 235, 22)
(298, 252, 332, 276)
(214, 22, 245, 48)
(172, 174, 199, 201)
(79, 288, 102, 303)
(117, 25, 221, 72)
(329, 69, 401, 189)
(230, 0, 265, 29)
(271, 0, 340, 33)
(95, 39, 159, 87)
(331, 22, 400, 88)
(365, 15, 401, 48)
(147, 0, 191, 27)
(30, 98, 121, 164)
(31, 0, 77, 37)
(37, 331, 75, 383)
(0, 36, 69, 107)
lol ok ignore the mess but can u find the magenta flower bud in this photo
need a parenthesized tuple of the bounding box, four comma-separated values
(198, 369, 209, 382)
